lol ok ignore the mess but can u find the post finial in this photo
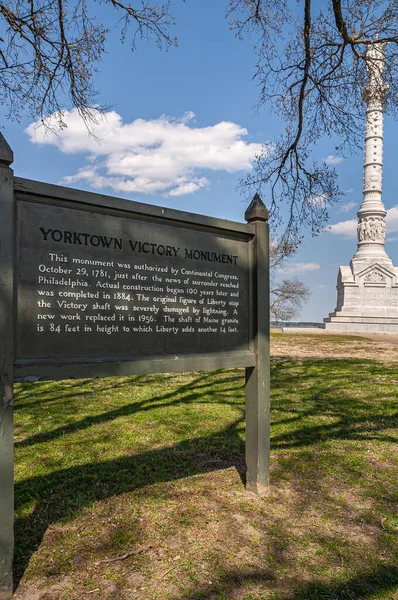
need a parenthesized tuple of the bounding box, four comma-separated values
(0, 133, 14, 166)
(245, 193, 269, 222)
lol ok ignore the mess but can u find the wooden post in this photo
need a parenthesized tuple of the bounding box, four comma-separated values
(0, 134, 14, 600)
(245, 193, 270, 496)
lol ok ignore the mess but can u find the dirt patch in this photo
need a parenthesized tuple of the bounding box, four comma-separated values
(271, 333, 398, 362)
(13, 576, 74, 600)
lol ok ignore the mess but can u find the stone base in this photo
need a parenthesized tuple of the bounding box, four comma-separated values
(324, 261, 398, 333)
(324, 317, 398, 333)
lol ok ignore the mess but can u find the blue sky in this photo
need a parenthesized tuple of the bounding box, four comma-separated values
(4, 1, 398, 322)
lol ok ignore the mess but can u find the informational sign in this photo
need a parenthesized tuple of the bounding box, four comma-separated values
(17, 200, 250, 360)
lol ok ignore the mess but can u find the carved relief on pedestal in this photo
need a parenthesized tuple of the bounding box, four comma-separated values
(357, 216, 386, 243)
(363, 268, 387, 284)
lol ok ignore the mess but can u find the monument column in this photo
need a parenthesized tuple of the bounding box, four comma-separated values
(324, 41, 398, 333)
(351, 41, 392, 270)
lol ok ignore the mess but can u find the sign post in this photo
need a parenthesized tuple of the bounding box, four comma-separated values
(0, 134, 15, 600)
(245, 194, 270, 496)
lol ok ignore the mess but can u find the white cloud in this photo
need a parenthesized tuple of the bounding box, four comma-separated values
(329, 204, 398, 239)
(317, 285, 327, 288)
(329, 219, 357, 239)
(167, 178, 208, 197)
(338, 201, 357, 213)
(277, 262, 320, 275)
(386, 206, 398, 232)
(26, 109, 263, 197)
(324, 155, 343, 165)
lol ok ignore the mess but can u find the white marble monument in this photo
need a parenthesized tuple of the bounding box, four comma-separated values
(324, 42, 398, 332)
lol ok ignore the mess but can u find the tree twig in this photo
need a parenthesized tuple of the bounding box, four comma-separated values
(95, 544, 153, 565)
(158, 563, 184, 580)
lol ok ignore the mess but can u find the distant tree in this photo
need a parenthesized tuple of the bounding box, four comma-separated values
(227, 0, 398, 246)
(0, 1, 176, 125)
(269, 239, 310, 320)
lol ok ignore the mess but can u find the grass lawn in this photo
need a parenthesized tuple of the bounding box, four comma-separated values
(13, 335, 398, 600)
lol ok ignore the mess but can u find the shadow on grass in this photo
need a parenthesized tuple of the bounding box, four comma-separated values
(14, 424, 246, 586)
(172, 564, 398, 600)
(15, 372, 242, 449)
(14, 373, 168, 411)
(13, 359, 398, 593)
(271, 359, 398, 447)
(14, 371, 246, 586)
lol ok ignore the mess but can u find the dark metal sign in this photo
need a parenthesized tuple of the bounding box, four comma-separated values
(0, 134, 270, 599)
(17, 198, 250, 362)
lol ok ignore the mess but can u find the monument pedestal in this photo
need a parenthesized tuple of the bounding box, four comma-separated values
(324, 262, 398, 332)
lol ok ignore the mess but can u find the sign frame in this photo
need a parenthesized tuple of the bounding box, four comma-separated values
(0, 135, 270, 599)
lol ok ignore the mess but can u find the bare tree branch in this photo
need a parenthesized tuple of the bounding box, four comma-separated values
(228, 0, 398, 246)
(0, 1, 177, 125)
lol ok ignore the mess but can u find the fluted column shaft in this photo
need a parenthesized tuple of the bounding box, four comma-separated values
(351, 42, 392, 269)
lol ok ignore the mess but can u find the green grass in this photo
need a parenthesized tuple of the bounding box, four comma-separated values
(14, 352, 398, 600)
